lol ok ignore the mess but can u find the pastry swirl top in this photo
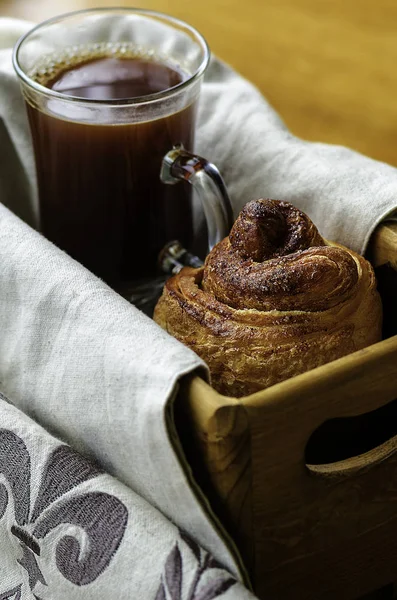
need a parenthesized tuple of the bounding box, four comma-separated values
(154, 199, 382, 397)
(202, 199, 359, 312)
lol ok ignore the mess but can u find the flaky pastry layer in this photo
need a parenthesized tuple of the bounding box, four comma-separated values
(154, 199, 382, 397)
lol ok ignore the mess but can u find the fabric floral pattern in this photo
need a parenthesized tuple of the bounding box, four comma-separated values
(0, 424, 248, 600)
(156, 531, 237, 600)
(0, 429, 128, 597)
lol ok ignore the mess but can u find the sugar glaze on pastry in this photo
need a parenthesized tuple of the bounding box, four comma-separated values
(154, 199, 382, 397)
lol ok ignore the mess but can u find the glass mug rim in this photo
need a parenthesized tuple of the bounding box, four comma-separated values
(12, 6, 211, 108)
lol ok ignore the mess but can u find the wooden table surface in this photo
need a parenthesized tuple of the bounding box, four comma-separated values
(2, 0, 397, 169)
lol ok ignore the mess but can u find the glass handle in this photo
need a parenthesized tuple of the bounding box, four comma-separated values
(160, 145, 234, 252)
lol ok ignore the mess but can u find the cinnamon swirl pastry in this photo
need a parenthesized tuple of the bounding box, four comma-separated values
(154, 199, 382, 397)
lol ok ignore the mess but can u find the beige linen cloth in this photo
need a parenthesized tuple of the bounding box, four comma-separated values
(0, 18, 255, 600)
(1, 14, 397, 599)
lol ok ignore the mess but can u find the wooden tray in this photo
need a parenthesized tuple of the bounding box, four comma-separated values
(176, 222, 397, 600)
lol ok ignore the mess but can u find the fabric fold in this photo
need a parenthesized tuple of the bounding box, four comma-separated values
(197, 59, 397, 255)
(0, 201, 248, 581)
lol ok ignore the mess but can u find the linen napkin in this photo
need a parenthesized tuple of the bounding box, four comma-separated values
(197, 70, 397, 255)
(0, 390, 256, 598)
(0, 17, 252, 597)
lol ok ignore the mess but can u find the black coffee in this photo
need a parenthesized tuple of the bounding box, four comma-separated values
(49, 56, 184, 100)
(27, 51, 196, 284)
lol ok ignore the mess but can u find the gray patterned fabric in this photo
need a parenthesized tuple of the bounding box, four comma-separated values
(0, 392, 256, 599)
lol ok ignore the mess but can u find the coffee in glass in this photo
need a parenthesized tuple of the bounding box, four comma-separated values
(14, 9, 232, 301)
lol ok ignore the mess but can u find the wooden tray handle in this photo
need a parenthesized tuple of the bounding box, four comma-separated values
(184, 335, 397, 499)
(244, 335, 397, 479)
(306, 434, 397, 479)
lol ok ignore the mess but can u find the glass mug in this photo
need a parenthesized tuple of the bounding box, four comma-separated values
(13, 8, 233, 308)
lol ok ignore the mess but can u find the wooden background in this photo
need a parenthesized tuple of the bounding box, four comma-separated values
(2, 0, 397, 169)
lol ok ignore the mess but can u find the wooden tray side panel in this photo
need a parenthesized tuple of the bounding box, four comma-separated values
(178, 378, 254, 565)
(242, 335, 397, 599)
